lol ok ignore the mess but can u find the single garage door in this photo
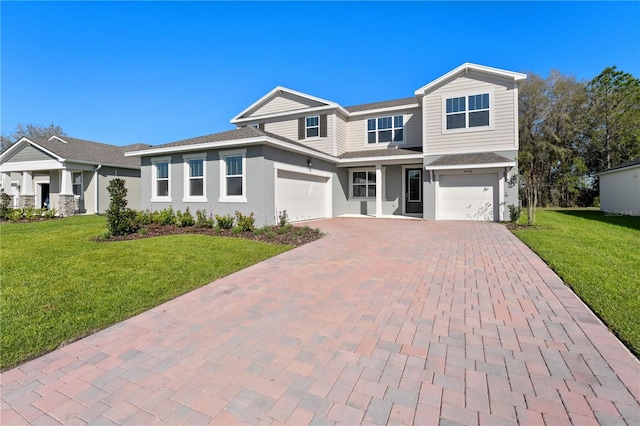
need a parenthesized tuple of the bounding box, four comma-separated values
(276, 169, 329, 222)
(439, 173, 498, 221)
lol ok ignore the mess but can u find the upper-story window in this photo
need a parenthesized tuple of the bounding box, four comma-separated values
(306, 116, 319, 138)
(367, 115, 404, 144)
(298, 115, 327, 140)
(445, 93, 490, 130)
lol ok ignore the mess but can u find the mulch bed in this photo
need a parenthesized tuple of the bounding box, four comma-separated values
(101, 223, 324, 247)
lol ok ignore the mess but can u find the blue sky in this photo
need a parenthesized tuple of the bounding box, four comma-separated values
(2, 1, 639, 146)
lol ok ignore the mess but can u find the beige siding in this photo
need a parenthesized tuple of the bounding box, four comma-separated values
(5, 145, 54, 163)
(335, 115, 348, 156)
(263, 115, 334, 155)
(346, 107, 421, 152)
(424, 71, 516, 155)
(249, 92, 325, 118)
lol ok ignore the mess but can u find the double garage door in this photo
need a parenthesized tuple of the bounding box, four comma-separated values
(275, 169, 330, 222)
(439, 173, 498, 221)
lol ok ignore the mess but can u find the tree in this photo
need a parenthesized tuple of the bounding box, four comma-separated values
(0, 123, 66, 152)
(105, 178, 138, 236)
(585, 67, 640, 175)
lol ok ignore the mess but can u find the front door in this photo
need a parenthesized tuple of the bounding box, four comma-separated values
(405, 168, 423, 214)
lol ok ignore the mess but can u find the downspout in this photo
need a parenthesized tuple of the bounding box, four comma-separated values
(95, 165, 102, 214)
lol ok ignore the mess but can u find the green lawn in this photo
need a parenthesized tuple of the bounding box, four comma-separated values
(511, 209, 640, 357)
(0, 215, 291, 370)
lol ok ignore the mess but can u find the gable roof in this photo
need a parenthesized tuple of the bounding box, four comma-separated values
(231, 86, 349, 123)
(0, 135, 148, 169)
(598, 158, 640, 175)
(125, 127, 337, 162)
(414, 62, 528, 96)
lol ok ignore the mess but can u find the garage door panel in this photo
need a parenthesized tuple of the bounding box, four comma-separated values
(276, 170, 328, 222)
(439, 174, 497, 221)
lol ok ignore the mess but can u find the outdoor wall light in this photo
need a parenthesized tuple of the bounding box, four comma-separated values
(508, 174, 518, 188)
(307, 158, 313, 168)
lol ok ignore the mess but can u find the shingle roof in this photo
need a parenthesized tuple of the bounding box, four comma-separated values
(426, 152, 512, 166)
(344, 97, 419, 113)
(339, 147, 423, 159)
(600, 158, 640, 173)
(126, 127, 330, 157)
(30, 136, 148, 168)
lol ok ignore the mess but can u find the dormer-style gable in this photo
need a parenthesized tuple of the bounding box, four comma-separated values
(230, 86, 349, 125)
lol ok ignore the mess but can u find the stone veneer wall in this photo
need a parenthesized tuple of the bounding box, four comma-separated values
(19, 195, 35, 208)
(58, 195, 76, 217)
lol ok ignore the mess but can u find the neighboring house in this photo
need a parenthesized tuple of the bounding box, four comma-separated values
(126, 63, 526, 225)
(0, 135, 149, 216)
(598, 158, 640, 216)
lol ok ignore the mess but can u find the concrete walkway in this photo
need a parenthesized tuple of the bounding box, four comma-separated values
(1, 218, 638, 425)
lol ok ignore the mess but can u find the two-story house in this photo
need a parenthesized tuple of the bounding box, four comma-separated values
(126, 63, 526, 225)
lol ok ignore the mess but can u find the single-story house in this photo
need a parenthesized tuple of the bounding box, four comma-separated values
(126, 62, 527, 226)
(0, 135, 149, 216)
(598, 158, 640, 216)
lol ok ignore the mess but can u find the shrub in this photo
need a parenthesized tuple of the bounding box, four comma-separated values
(23, 207, 40, 221)
(508, 204, 522, 223)
(8, 209, 22, 221)
(135, 210, 153, 226)
(105, 178, 139, 236)
(231, 226, 243, 235)
(195, 209, 214, 228)
(215, 214, 234, 229)
(0, 189, 12, 220)
(278, 210, 289, 227)
(175, 208, 195, 227)
(43, 208, 58, 219)
(152, 207, 176, 225)
(234, 211, 255, 232)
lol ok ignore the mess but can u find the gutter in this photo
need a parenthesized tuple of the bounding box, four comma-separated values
(95, 164, 102, 214)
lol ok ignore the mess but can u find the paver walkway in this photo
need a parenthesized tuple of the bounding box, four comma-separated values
(1, 218, 639, 425)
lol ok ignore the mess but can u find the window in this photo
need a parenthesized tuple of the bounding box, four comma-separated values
(152, 157, 171, 201)
(219, 149, 247, 202)
(72, 172, 83, 198)
(351, 170, 376, 198)
(367, 115, 404, 144)
(445, 93, 491, 130)
(306, 116, 319, 138)
(183, 154, 206, 201)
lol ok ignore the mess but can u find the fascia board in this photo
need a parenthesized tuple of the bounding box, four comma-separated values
(0, 137, 64, 163)
(337, 154, 424, 167)
(66, 159, 141, 170)
(232, 104, 348, 124)
(425, 161, 515, 170)
(0, 159, 64, 173)
(230, 86, 348, 123)
(414, 62, 528, 96)
(597, 164, 640, 176)
(125, 136, 339, 164)
(348, 104, 421, 117)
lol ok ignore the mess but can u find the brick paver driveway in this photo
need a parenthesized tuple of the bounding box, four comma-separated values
(2, 218, 639, 425)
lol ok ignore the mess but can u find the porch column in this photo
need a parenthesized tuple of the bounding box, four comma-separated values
(19, 171, 36, 208)
(375, 164, 382, 217)
(58, 168, 75, 216)
(60, 168, 73, 195)
(1, 173, 10, 193)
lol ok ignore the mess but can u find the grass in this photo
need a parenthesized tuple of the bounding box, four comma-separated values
(511, 209, 640, 357)
(0, 215, 291, 370)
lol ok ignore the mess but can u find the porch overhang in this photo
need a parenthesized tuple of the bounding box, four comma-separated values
(424, 152, 515, 171)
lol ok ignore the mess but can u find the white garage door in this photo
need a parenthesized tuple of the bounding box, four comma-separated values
(439, 173, 498, 221)
(276, 170, 329, 222)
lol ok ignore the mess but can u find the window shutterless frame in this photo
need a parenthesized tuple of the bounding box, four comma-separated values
(219, 149, 247, 203)
(151, 156, 171, 202)
(366, 114, 404, 144)
(441, 91, 493, 133)
(182, 153, 206, 202)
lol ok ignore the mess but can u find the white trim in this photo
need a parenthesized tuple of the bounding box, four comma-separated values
(0, 159, 64, 173)
(349, 167, 385, 200)
(365, 114, 406, 146)
(151, 156, 171, 203)
(441, 90, 494, 134)
(305, 115, 320, 138)
(72, 171, 84, 200)
(48, 135, 68, 143)
(597, 163, 640, 176)
(338, 154, 423, 167)
(233, 104, 343, 124)
(513, 82, 519, 149)
(182, 153, 207, 202)
(414, 62, 527, 96)
(0, 137, 63, 163)
(425, 161, 515, 171)
(332, 114, 337, 156)
(231, 86, 349, 123)
(272, 161, 333, 178)
(219, 148, 247, 203)
(348, 103, 420, 117)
